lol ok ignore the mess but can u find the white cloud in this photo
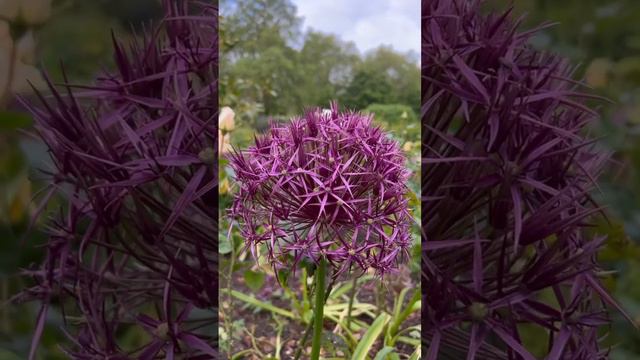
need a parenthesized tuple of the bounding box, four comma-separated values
(293, 0, 420, 54)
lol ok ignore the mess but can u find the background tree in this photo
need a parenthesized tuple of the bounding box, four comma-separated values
(220, 0, 420, 147)
(298, 31, 359, 108)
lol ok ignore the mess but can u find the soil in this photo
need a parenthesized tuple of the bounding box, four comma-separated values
(221, 263, 420, 360)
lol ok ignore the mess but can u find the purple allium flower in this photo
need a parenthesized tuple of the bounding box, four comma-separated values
(17, 1, 218, 358)
(423, 1, 631, 359)
(228, 103, 413, 279)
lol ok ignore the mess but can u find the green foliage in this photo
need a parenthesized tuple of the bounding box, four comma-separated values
(220, 0, 418, 125)
(351, 313, 390, 360)
(39, 10, 121, 81)
(220, 0, 304, 117)
(244, 270, 266, 291)
(299, 32, 360, 106)
(364, 103, 419, 142)
(229, 290, 295, 319)
(374, 347, 399, 360)
(342, 69, 392, 111)
(385, 289, 420, 347)
(346, 47, 420, 114)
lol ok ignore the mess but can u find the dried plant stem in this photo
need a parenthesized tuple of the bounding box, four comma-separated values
(310, 257, 327, 360)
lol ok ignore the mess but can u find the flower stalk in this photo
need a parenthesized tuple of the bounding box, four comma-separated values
(311, 256, 327, 360)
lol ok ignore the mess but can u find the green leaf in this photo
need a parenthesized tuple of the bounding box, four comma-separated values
(387, 290, 420, 343)
(231, 349, 254, 360)
(229, 289, 294, 319)
(219, 233, 231, 255)
(392, 288, 410, 321)
(351, 313, 391, 360)
(373, 347, 398, 360)
(330, 275, 374, 299)
(396, 336, 420, 346)
(408, 347, 421, 360)
(243, 269, 265, 291)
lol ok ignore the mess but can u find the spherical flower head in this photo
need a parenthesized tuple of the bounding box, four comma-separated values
(229, 103, 413, 278)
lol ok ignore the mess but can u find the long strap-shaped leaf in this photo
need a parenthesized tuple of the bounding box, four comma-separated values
(351, 313, 391, 360)
(228, 290, 294, 319)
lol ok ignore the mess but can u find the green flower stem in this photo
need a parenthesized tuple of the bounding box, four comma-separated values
(293, 276, 335, 360)
(311, 257, 327, 360)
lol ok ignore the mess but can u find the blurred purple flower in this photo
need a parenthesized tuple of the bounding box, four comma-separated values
(423, 0, 630, 359)
(17, 1, 218, 358)
(228, 103, 413, 279)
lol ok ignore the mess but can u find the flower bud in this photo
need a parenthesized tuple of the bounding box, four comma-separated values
(219, 106, 235, 132)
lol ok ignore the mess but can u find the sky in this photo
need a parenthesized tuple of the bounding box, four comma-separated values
(292, 0, 420, 55)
